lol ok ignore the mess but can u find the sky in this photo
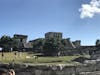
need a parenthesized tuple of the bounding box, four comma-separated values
(0, 0, 100, 45)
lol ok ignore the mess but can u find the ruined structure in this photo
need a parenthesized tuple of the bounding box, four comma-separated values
(1, 63, 100, 75)
(14, 32, 81, 51)
(13, 34, 28, 50)
(14, 34, 27, 43)
(73, 40, 81, 47)
(63, 38, 76, 49)
(45, 32, 62, 40)
(90, 39, 100, 59)
(12, 32, 98, 56)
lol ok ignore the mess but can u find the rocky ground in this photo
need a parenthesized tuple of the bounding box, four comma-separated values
(0, 62, 100, 75)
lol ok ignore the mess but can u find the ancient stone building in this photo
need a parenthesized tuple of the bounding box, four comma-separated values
(62, 38, 76, 49)
(14, 34, 27, 43)
(45, 32, 62, 40)
(72, 40, 81, 47)
(11, 32, 97, 56)
(13, 34, 28, 49)
(76, 46, 96, 55)
(90, 46, 100, 60)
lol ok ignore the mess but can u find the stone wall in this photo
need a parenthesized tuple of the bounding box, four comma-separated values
(1, 63, 100, 75)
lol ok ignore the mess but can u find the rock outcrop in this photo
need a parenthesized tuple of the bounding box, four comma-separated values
(0, 63, 100, 75)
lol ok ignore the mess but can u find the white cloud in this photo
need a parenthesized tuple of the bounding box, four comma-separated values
(79, 0, 100, 19)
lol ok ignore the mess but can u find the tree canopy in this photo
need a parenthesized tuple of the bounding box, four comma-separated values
(43, 38, 64, 56)
(0, 35, 18, 51)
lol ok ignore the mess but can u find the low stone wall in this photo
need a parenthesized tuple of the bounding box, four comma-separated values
(0, 63, 100, 75)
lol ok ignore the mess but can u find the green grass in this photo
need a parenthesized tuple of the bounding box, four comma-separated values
(0, 52, 81, 64)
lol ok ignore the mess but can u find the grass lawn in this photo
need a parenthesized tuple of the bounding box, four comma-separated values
(0, 52, 81, 64)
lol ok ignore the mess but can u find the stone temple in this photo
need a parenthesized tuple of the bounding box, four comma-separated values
(12, 32, 98, 56)
(45, 32, 62, 40)
(13, 34, 28, 49)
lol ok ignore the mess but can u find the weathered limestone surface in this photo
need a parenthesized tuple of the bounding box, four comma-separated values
(0, 63, 100, 75)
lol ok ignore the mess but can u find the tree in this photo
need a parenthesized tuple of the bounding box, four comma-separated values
(0, 35, 19, 51)
(11, 37, 19, 51)
(95, 39, 100, 49)
(0, 35, 12, 51)
(32, 38, 44, 52)
(61, 39, 67, 46)
(43, 38, 64, 56)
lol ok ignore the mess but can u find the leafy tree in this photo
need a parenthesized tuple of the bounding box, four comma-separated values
(61, 39, 68, 47)
(11, 37, 19, 51)
(95, 39, 100, 49)
(33, 38, 44, 52)
(0, 35, 12, 51)
(96, 39, 100, 45)
(0, 35, 19, 51)
(43, 38, 64, 56)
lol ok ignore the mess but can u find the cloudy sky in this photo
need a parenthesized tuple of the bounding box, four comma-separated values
(0, 0, 100, 45)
